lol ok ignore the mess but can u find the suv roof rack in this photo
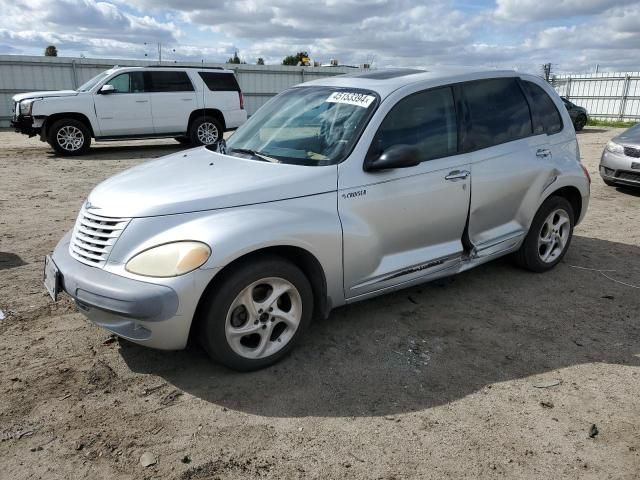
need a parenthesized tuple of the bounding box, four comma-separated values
(146, 65, 226, 70)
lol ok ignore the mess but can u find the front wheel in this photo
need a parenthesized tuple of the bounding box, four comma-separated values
(198, 256, 313, 371)
(513, 196, 574, 272)
(47, 118, 91, 156)
(189, 116, 222, 146)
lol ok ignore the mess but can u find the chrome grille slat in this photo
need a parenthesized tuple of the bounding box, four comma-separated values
(69, 206, 131, 267)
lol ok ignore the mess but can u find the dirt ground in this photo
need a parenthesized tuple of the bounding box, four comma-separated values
(0, 128, 638, 480)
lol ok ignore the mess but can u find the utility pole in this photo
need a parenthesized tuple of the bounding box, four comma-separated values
(158, 42, 162, 63)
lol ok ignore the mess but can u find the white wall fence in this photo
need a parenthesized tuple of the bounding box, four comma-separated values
(551, 72, 640, 122)
(0, 55, 361, 127)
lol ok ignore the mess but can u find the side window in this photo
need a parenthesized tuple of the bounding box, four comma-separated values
(108, 72, 145, 93)
(198, 72, 240, 92)
(368, 87, 458, 163)
(521, 81, 563, 135)
(147, 71, 194, 92)
(461, 78, 532, 151)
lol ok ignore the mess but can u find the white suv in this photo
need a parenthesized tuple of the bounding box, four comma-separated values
(11, 66, 247, 155)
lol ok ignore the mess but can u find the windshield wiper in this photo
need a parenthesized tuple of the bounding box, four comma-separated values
(229, 148, 279, 163)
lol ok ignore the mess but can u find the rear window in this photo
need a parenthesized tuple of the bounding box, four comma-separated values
(461, 78, 533, 151)
(198, 72, 240, 92)
(521, 81, 563, 135)
(147, 71, 194, 92)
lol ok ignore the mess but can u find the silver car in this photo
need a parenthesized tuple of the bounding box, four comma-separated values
(600, 123, 640, 188)
(46, 68, 591, 371)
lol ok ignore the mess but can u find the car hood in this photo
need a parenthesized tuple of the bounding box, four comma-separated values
(613, 123, 640, 146)
(12, 90, 79, 102)
(86, 148, 338, 218)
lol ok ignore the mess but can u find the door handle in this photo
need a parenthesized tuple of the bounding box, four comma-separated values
(135, 100, 148, 103)
(536, 148, 552, 159)
(181, 98, 193, 101)
(445, 170, 470, 181)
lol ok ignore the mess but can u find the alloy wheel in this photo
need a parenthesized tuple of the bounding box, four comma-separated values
(196, 122, 219, 145)
(56, 125, 84, 151)
(537, 208, 570, 263)
(225, 277, 302, 359)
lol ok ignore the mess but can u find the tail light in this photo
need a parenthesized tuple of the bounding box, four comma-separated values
(239, 91, 244, 110)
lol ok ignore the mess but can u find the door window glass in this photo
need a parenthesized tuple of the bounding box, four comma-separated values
(147, 71, 194, 92)
(368, 87, 458, 163)
(461, 78, 532, 150)
(108, 72, 145, 93)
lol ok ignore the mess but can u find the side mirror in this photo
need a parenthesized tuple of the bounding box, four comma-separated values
(99, 84, 115, 94)
(364, 144, 421, 172)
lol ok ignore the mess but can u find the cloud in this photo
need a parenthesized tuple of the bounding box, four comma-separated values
(493, 0, 637, 22)
(0, 0, 639, 73)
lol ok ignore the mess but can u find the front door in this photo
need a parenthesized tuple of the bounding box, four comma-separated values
(339, 87, 471, 299)
(93, 71, 152, 137)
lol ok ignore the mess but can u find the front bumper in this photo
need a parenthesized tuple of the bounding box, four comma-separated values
(52, 232, 195, 349)
(600, 150, 640, 187)
(10, 115, 41, 137)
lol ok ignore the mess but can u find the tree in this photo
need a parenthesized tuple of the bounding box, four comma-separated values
(44, 45, 58, 57)
(257, 57, 265, 65)
(282, 51, 308, 66)
(226, 50, 241, 64)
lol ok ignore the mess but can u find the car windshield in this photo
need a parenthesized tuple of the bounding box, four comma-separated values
(223, 86, 378, 166)
(77, 71, 111, 92)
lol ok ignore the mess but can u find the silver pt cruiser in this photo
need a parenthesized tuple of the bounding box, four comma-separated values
(46, 68, 591, 371)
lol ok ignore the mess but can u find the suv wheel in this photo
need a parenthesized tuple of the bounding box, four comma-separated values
(47, 118, 91, 156)
(189, 116, 222, 146)
(574, 115, 587, 131)
(198, 256, 313, 371)
(514, 196, 574, 272)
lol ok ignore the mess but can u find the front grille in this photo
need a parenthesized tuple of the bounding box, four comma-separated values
(616, 171, 640, 183)
(69, 208, 131, 267)
(624, 146, 640, 158)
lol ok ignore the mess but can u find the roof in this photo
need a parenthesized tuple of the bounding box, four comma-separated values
(107, 65, 235, 73)
(302, 67, 522, 99)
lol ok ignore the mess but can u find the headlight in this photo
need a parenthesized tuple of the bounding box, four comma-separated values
(605, 141, 624, 154)
(125, 241, 211, 277)
(19, 98, 38, 115)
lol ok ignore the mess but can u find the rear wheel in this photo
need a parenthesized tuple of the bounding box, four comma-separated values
(47, 118, 91, 156)
(198, 256, 313, 371)
(574, 115, 587, 131)
(513, 196, 574, 272)
(189, 116, 222, 146)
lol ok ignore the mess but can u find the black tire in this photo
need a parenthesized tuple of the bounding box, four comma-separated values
(198, 256, 314, 371)
(513, 196, 575, 272)
(47, 118, 91, 156)
(574, 115, 587, 132)
(189, 116, 223, 146)
(174, 136, 192, 146)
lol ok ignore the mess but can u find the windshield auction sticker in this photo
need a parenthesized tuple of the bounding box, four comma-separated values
(326, 92, 375, 108)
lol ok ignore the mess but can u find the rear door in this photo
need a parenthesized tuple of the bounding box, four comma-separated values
(339, 87, 471, 299)
(146, 71, 196, 134)
(460, 78, 556, 254)
(93, 71, 152, 136)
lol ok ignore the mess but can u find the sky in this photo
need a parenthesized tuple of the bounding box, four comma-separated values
(0, 0, 638, 74)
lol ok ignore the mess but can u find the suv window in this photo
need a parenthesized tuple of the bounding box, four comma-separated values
(522, 81, 563, 135)
(368, 87, 457, 163)
(147, 71, 194, 92)
(198, 72, 240, 92)
(461, 78, 532, 151)
(108, 72, 145, 93)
